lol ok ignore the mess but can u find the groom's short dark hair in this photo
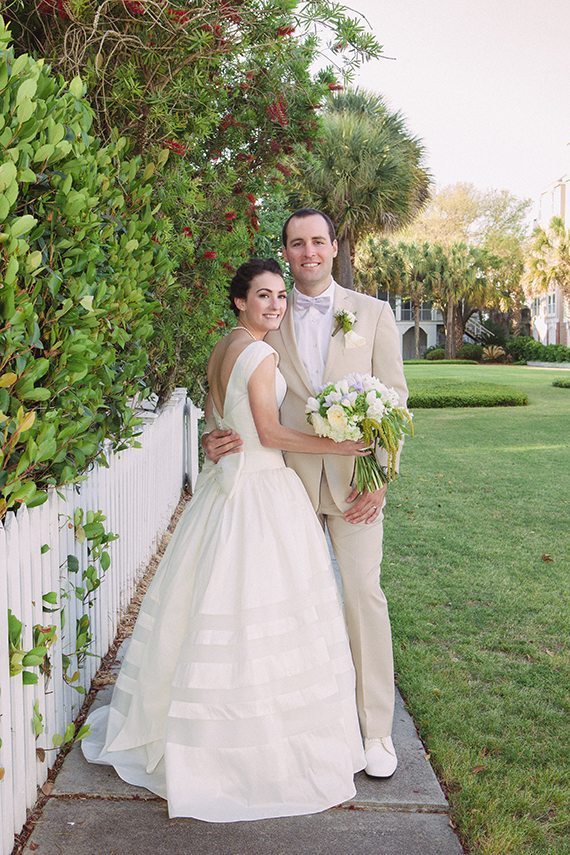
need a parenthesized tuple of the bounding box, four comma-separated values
(282, 208, 337, 246)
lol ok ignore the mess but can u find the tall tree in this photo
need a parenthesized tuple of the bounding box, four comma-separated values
(526, 216, 570, 299)
(291, 88, 430, 289)
(403, 182, 532, 247)
(431, 243, 494, 357)
(6, 1, 382, 400)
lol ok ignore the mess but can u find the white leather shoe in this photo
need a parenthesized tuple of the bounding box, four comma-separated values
(364, 736, 398, 778)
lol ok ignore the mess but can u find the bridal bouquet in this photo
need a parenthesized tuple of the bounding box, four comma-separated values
(305, 373, 413, 491)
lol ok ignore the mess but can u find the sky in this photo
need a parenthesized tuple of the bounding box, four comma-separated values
(341, 0, 569, 211)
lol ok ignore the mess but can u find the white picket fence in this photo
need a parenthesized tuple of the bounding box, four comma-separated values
(0, 390, 203, 854)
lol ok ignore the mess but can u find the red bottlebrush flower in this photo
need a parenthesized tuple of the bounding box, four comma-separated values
(270, 139, 281, 154)
(164, 138, 186, 156)
(275, 162, 292, 177)
(333, 41, 346, 51)
(236, 152, 254, 163)
(203, 251, 218, 260)
(151, 235, 161, 244)
(224, 211, 237, 221)
(223, 262, 235, 272)
(219, 113, 235, 132)
(37, 0, 55, 13)
(246, 193, 256, 204)
(233, 183, 243, 195)
(167, 7, 190, 23)
(124, 0, 145, 13)
(266, 98, 289, 128)
(250, 214, 260, 231)
(277, 25, 295, 37)
(182, 227, 193, 237)
(328, 82, 344, 92)
(245, 70, 255, 81)
(216, 319, 227, 327)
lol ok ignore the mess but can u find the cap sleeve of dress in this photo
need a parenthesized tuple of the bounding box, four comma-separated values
(239, 341, 279, 384)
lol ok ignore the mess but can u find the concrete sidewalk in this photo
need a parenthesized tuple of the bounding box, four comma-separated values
(22, 640, 464, 855)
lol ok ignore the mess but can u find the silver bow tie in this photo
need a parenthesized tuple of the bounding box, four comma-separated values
(296, 293, 331, 314)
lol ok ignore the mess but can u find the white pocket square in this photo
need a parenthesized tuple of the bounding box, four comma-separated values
(344, 330, 366, 349)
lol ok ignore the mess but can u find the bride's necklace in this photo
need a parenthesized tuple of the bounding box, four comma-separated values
(232, 325, 257, 341)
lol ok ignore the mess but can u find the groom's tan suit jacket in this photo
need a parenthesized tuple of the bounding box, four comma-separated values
(267, 282, 408, 511)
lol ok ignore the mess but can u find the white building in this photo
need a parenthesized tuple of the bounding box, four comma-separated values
(529, 173, 570, 346)
(376, 290, 445, 358)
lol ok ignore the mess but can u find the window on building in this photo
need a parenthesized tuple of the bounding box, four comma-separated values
(376, 289, 396, 311)
(547, 293, 556, 314)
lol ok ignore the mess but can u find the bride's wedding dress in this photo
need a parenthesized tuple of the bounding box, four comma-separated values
(82, 340, 365, 821)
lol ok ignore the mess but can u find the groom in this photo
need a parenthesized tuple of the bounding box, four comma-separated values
(204, 208, 407, 777)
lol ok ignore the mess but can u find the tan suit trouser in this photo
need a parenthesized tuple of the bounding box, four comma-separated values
(317, 476, 395, 739)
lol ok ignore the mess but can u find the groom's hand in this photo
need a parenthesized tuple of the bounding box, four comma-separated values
(202, 429, 243, 464)
(344, 485, 388, 525)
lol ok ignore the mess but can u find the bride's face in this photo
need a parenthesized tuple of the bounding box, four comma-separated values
(236, 272, 287, 334)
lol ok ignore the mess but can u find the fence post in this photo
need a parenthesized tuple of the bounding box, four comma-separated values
(184, 397, 204, 493)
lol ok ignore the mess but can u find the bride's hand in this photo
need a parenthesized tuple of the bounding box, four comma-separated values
(334, 440, 371, 457)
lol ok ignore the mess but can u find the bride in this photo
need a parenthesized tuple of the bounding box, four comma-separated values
(82, 258, 367, 822)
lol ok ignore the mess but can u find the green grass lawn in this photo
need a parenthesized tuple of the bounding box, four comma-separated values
(383, 364, 570, 855)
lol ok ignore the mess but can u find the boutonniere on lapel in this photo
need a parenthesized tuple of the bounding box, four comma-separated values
(332, 309, 366, 349)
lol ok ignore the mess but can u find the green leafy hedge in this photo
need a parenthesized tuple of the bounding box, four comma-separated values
(505, 336, 570, 363)
(0, 20, 171, 517)
(408, 379, 528, 408)
(552, 377, 570, 388)
(404, 359, 478, 365)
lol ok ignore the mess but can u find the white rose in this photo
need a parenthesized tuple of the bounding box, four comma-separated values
(327, 404, 349, 434)
(310, 412, 330, 437)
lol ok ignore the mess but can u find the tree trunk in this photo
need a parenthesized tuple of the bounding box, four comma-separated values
(333, 233, 354, 289)
(445, 298, 455, 358)
(453, 303, 464, 353)
(414, 300, 421, 358)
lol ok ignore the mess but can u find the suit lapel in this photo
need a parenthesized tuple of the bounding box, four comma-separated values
(323, 283, 350, 382)
(279, 295, 314, 395)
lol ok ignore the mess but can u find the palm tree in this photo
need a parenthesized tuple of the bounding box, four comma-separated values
(431, 243, 492, 357)
(526, 216, 570, 298)
(292, 89, 430, 289)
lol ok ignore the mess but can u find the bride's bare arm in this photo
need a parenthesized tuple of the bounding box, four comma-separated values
(249, 356, 367, 457)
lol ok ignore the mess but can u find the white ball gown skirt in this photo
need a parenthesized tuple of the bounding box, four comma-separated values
(82, 343, 365, 821)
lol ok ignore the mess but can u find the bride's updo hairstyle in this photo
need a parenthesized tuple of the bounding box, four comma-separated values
(229, 258, 283, 317)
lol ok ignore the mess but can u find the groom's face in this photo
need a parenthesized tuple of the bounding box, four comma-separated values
(282, 214, 338, 295)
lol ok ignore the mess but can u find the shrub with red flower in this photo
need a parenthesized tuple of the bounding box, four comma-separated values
(203, 251, 218, 260)
(224, 211, 237, 221)
(328, 82, 344, 92)
(277, 25, 295, 37)
(164, 138, 186, 156)
(167, 7, 190, 24)
(124, 0, 145, 14)
(266, 98, 289, 128)
(182, 227, 193, 237)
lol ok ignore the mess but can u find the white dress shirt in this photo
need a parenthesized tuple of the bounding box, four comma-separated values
(293, 280, 335, 392)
